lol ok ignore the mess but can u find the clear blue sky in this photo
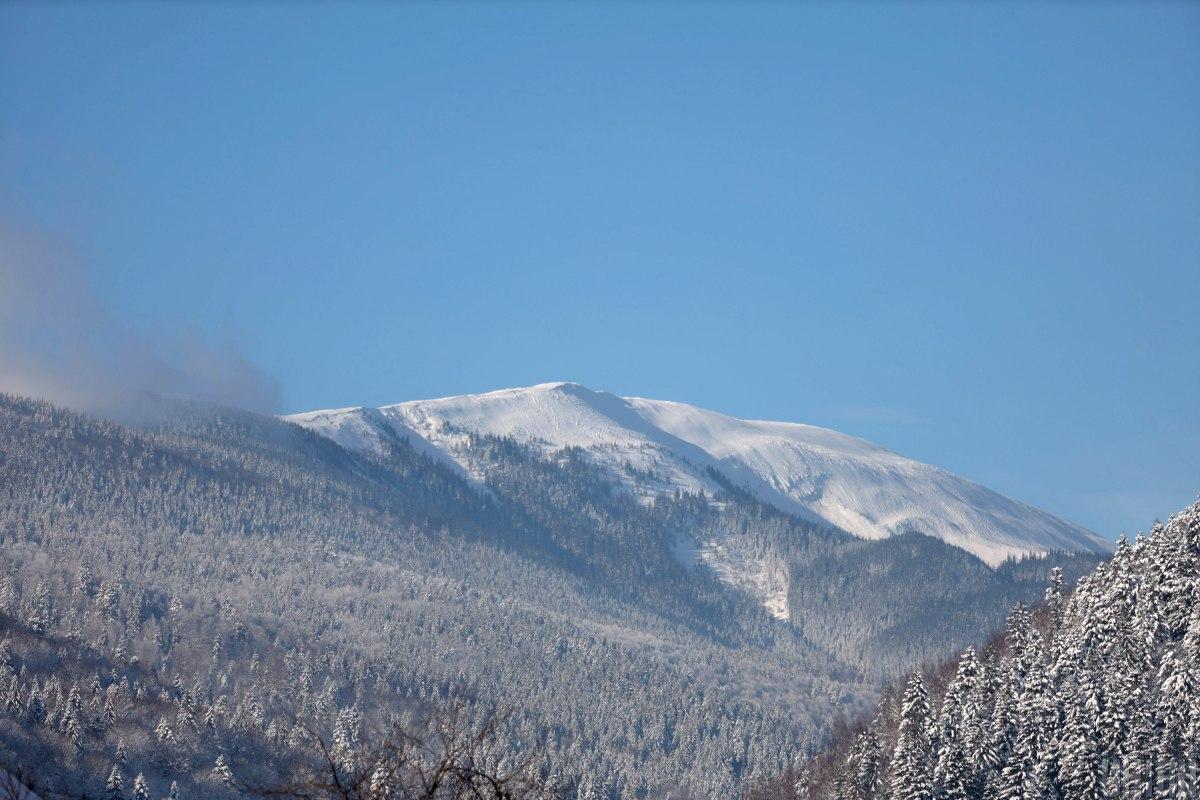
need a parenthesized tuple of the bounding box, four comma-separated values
(2, 3, 1197, 538)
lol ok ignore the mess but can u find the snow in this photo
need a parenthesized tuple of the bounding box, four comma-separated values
(623, 394, 1112, 566)
(697, 536, 792, 621)
(669, 530, 701, 570)
(285, 382, 1111, 612)
(288, 405, 476, 482)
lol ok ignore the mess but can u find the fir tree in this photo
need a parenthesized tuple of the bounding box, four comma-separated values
(331, 706, 361, 776)
(1155, 647, 1199, 799)
(1044, 566, 1065, 628)
(837, 725, 882, 800)
(792, 765, 811, 800)
(891, 674, 933, 800)
(105, 765, 125, 800)
(212, 754, 235, 788)
(933, 648, 981, 799)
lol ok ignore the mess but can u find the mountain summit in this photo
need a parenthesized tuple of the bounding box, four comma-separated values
(287, 382, 1110, 566)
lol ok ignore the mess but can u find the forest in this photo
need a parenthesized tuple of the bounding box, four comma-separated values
(0, 395, 1107, 798)
(750, 500, 1200, 799)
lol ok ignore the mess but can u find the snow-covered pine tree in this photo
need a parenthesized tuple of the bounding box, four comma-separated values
(24, 678, 46, 726)
(792, 764, 811, 800)
(104, 765, 125, 800)
(932, 648, 982, 799)
(890, 674, 933, 800)
(1044, 567, 1064, 629)
(331, 706, 361, 776)
(132, 773, 151, 800)
(1058, 659, 1104, 799)
(212, 754, 235, 788)
(63, 707, 86, 751)
(836, 725, 882, 800)
(1154, 646, 1199, 799)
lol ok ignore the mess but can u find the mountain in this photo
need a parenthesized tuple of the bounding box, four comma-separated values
(0, 392, 1104, 798)
(766, 498, 1200, 800)
(288, 382, 1109, 567)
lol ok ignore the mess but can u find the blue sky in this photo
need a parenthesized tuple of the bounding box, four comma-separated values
(2, 3, 1197, 538)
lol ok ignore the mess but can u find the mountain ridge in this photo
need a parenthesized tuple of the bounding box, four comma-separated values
(286, 382, 1111, 567)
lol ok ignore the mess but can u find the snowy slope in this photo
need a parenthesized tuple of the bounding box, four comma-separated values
(285, 382, 1110, 568)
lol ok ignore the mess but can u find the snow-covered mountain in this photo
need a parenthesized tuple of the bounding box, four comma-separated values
(286, 382, 1110, 567)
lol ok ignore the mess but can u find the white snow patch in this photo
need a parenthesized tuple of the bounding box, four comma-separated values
(696, 536, 792, 621)
(670, 530, 701, 570)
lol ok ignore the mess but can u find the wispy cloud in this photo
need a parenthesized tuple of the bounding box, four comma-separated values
(0, 222, 279, 416)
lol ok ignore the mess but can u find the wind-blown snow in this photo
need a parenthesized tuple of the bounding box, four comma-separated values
(286, 382, 1111, 578)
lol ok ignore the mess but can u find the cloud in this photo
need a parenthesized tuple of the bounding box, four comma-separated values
(0, 222, 280, 416)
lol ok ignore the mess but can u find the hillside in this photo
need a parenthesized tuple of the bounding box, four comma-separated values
(0, 394, 1104, 798)
(766, 498, 1200, 800)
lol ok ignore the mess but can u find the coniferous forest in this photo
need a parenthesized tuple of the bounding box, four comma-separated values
(0, 394, 1124, 799)
(752, 500, 1200, 800)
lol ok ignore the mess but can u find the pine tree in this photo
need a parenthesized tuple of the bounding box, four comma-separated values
(332, 706, 361, 776)
(103, 694, 118, 729)
(368, 763, 397, 798)
(1044, 566, 1065, 628)
(933, 648, 981, 799)
(997, 639, 1056, 800)
(2, 674, 19, 716)
(105, 765, 125, 800)
(73, 564, 92, 599)
(792, 765, 811, 800)
(891, 674, 933, 800)
(576, 773, 602, 800)
(1124, 697, 1158, 800)
(1155, 647, 1199, 799)
(25, 581, 52, 634)
(132, 773, 151, 800)
(838, 725, 882, 800)
(63, 707, 86, 751)
(1183, 601, 1200, 664)
(24, 677, 46, 726)
(1059, 659, 1104, 800)
(212, 754, 235, 788)
(0, 575, 17, 616)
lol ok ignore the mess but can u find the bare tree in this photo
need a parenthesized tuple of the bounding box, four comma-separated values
(252, 704, 555, 800)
